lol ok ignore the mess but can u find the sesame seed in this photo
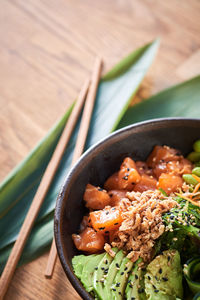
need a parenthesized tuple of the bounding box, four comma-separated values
(153, 285, 156, 289)
(155, 289, 159, 293)
(95, 267, 98, 270)
(162, 277, 168, 281)
(116, 263, 119, 268)
(135, 274, 138, 279)
(148, 275, 151, 280)
(124, 267, 128, 271)
(116, 283, 120, 287)
(159, 268, 162, 274)
(121, 272, 124, 275)
(114, 222, 119, 225)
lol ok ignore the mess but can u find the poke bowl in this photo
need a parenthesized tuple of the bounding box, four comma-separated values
(54, 118, 200, 300)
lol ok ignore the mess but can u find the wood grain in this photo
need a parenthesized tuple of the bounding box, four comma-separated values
(0, 0, 200, 299)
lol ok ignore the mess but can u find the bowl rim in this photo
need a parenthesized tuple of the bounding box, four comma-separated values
(54, 117, 200, 300)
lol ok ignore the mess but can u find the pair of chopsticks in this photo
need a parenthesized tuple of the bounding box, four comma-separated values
(0, 57, 103, 299)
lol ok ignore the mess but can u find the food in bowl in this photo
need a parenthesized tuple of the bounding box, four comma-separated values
(71, 140, 200, 299)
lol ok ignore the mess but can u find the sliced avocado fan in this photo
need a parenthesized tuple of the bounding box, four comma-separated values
(93, 248, 118, 300)
(125, 258, 146, 300)
(104, 250, 125, 300)
(144, 249, 183, 300)
(72, 254, 94, 279)
(111, 256, 134, 300)
(81, 253, 105, 292)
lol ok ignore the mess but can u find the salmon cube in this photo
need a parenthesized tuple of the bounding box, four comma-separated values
(108, 190, 128, 207)
(72, 227, 105, 253)
(90, 207, 123, 234)
(133, 174, 157, 192)
(158, 173, 183, 195)
(83, 184, 111, 210)
(118, 157, 141, 190)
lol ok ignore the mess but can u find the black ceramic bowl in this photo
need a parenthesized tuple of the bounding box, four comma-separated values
(54, 118, 200, 300)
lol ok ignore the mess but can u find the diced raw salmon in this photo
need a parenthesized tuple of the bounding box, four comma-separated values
(72, 227, 105, 253)
(90, 207, 123, 234)
(83, 183, 111, 210)
(133, 174, 157, 192)
(147, 145, 181, 168)
(158, 173, 183, 195)
(108, 190, 128, 207)
(118, 157, 141, 190)
(104, 172, 120, 190)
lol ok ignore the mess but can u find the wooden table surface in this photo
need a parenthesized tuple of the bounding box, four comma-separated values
(1, 0, 200, 299)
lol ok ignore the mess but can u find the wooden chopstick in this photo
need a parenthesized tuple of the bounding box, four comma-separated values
(0, 79, 90, 300)
(45, 56, 103, 278)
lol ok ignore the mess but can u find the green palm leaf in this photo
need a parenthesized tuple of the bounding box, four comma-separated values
(0, 39, 159, 271)
(118, 75, 200, 128)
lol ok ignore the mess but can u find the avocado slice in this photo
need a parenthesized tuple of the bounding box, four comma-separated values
(104, 250, 125, 300)
(111, 256, 134, 300)
(81, 253, 105, 292)
(72, 254, 93, 279)
(93, 248, 118, 300)
(145, 250, 183, 300)
(125, 258, 147, 300)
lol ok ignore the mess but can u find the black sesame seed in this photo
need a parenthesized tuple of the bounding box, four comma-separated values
(105, 211, 109, 215)
(167, 256, 170, 261)
(148, 275, 151, 280)
(112, 288, 116, 291)
(121, 272, 124, 275)
(129, 284, 133, 288)
(112, 207, 116, 211)
(101, 267, 105, 270)
(124, 267, 128, 271)
(138, 288, 145, 293)
(116, 283, 120, 287)
(159, 268, 162, 274)
(170, 215, 174, 220)
(135, 274, 138, 279)
(131, 298, 135, 300)
(118, 292, 122, 295)
(153, 285, 156, 290)
(127, 270, 131, 274)
(114, 222, 119, 225)
(95, 267, 98, 270)
(128, 280, 131, 283)
(98, 227, 105, 230)
(162, 277, 168, 281)
(105, 260, 108, 264)
(127, 168, 130, 171)
(155, 290, 159, 293)
(116, 263, 119, 268)
(105, 231, 109, 234)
